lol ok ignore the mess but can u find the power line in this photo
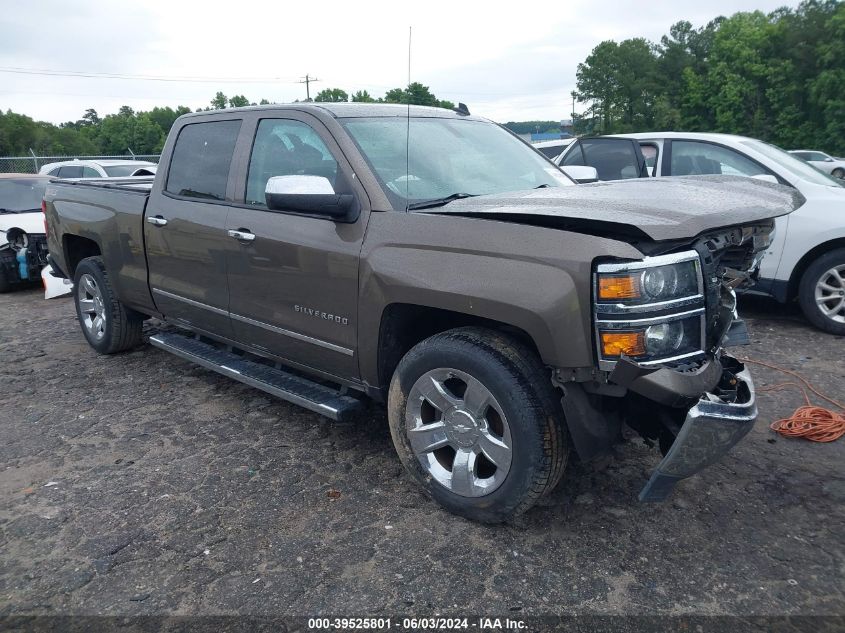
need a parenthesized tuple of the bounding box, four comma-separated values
(0, 66, 298, 84)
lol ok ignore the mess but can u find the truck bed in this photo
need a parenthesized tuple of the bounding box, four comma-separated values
(44, 177, 153, 313)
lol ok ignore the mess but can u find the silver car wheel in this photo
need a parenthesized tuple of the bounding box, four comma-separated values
(406, 368, 512, 498)
(814, 264, 845, 324)
(77, 273, 107, 340)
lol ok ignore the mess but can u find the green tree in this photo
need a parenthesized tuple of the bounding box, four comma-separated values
(351, 90, 375, 102)
(228, 95, 250, 108)
(382, 83, 442, 107)
(314, 88, 349, 102)
(210, 92, 228, 110)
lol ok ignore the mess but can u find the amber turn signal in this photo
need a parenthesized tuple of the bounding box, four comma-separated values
(598, 274, 641, 300)
(600, 331, 646, 357)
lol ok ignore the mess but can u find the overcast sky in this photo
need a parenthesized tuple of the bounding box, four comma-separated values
(1, 0, 790, 125)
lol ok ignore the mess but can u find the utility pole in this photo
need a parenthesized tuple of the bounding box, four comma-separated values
(299, 74, 320, 101)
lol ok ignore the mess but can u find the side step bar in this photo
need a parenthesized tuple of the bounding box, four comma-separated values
(148, 331, 364, 422)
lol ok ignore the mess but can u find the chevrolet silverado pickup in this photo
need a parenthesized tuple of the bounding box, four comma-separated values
(44, 104, 802, 523)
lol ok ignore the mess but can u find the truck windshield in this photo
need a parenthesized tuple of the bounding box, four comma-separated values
(341, 117, 573, 208)
(0, 178, 48, 213)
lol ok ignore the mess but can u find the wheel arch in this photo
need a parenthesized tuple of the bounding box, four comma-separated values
(787, 237, 845, 302)
(374, 303, 542, 400)
(62, 234, 103, 277)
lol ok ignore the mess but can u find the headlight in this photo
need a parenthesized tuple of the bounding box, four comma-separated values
(596, 258, 700, 305)
(594, 251, 706, 370)
(597, 313, 703, 362)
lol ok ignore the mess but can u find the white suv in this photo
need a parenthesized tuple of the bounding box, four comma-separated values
(39, 159, 157, 179)
(556, 132, 845, 334)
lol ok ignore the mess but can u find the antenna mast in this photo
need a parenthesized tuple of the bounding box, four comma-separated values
(405, 26, 412, 210)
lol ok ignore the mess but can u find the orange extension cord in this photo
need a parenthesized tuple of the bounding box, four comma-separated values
(738, 357, 845, 443)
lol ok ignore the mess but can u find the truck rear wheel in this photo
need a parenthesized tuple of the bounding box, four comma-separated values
(73, 257, 144, 354)
(798, 248, 845, 335)
(387, 327, 568, 523)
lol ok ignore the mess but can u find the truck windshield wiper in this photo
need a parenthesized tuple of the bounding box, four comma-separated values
(407, 193, 477, 210)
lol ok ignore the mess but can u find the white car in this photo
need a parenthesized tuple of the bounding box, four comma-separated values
(556, 132, 845, 334)
(39, 159, 157, 179)
(0, 174, 51, 292)
(788, 150, 845, 180)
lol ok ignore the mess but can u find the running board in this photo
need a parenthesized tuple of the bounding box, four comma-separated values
(148, 331, 364, 422)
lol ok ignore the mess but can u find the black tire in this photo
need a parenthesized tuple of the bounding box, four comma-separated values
(387, 327, 568, 523)
(73, 256, 145, 354)
(797, 247, 845, 335)
(832, 168, 844, 180)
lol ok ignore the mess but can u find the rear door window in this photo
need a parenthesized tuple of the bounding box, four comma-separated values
(82, 166, 100, 178)
(166, 120, 241, 201)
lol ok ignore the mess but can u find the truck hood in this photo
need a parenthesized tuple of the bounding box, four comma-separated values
(423, 176, 804, 241)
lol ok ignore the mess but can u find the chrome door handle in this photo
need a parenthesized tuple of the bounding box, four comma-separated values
(227, 229, 256, 242)
(147, 216, 168, 227)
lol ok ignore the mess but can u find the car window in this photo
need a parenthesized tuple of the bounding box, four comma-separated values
(82, 166, 99, 178)
(806, 152, 829, 161)
(166, 120, 241, 201)
(561, 144, 584, 166)
(0, 178, 48, 212)
(57, 165, 84, 178)
(106, 165, 155, 177)
(245, 119, 339, 207)
(536, 145, 564, 158)
(579, 139, 643, 180)
(670, 141, 767, 177)
(47, 168, 61, 176)
(640, 144, 658, 176)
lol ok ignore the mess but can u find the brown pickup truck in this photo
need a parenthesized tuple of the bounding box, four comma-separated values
(44, 104, 802, 522)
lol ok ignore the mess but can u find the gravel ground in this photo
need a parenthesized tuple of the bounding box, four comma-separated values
(0, 288, 843, 619)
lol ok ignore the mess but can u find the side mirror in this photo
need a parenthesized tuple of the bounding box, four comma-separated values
(751, 174, 779, 184)
(265, 175, 357, 221)
(561, 165, 599, 184)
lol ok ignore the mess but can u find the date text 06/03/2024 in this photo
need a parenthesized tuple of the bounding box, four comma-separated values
(306, 617, 527, 630)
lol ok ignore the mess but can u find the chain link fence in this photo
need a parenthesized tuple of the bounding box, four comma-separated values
(0, 153, 160, 174)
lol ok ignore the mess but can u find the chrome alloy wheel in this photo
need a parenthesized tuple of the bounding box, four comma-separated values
(77, 273, 107, 340)
(406, 368, 512, 497)
(814, 264, 845, 324)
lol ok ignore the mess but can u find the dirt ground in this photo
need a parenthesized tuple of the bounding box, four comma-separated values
(0, 288, 843, 619)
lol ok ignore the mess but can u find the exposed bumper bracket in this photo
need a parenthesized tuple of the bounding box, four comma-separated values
(639, 360, 757, 501)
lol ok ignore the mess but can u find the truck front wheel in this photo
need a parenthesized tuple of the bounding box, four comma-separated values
(73, 257, 144, 354)
(387, 327, 568, 523)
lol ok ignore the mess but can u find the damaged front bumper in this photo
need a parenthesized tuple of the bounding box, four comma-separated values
(621, 355, 757, 501)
